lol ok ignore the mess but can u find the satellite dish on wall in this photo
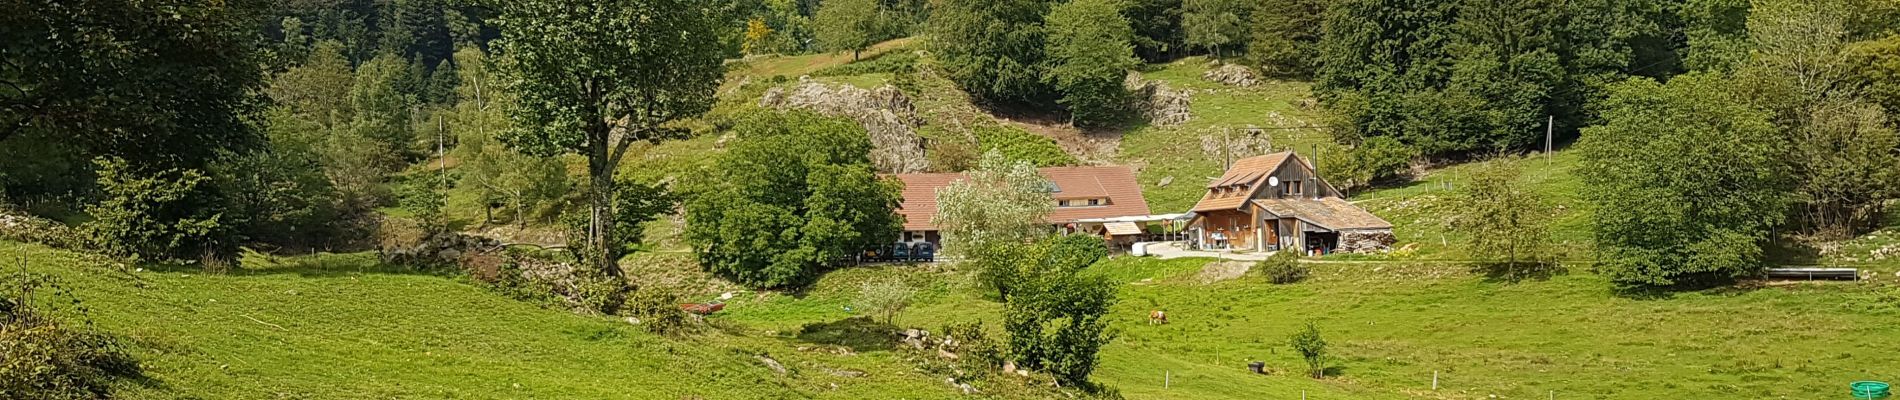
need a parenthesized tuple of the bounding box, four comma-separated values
(1269, 177, 1281, 187)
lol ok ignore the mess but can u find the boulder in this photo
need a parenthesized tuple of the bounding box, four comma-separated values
(1202, 63, 1261, 87)
(759, 77, 928, 173)
(1125, 73, 1193, 127)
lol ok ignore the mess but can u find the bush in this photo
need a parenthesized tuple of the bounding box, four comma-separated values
(1001, 235, 1117, 389)
(972, 125, 1077, 167)
(0, 209, 83, 250)
(1254, 251, 1307, 284)
(625, 285, 691, 336)
(1288, 322, 1328, 378)
(82, 157, 236, 264)
(854, 276, 916, 324)
(1, 273, 141, 400)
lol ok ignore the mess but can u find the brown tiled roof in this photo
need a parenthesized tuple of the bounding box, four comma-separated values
(891, 166, 1152, 231)
(1251, 197, 1393, 231)
(1044, 166, 1151, 224)
(892, 173, 965, 231)
(1190, 152, 1295, 212)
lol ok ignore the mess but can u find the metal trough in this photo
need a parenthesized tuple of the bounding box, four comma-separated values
(1764, 267, 1859, 281)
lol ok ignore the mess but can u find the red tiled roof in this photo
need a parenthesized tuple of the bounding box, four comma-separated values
(891, 166, 1152, 231)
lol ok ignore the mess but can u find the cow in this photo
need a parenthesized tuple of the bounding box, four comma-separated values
(1149, 310, 1167, 325)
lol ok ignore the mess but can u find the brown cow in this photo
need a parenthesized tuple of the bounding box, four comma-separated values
(1149, 310, 1167, 325)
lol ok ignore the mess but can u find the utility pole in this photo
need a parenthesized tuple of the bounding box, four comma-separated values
(1222, 127, 1232, 170)
(1545, 115, 1554, 161)
(437, 114, 446, 188)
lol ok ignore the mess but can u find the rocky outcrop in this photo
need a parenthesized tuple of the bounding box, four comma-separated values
(1202, 63, 1261, 87)
(379, 232, 501, 267)
(760, 77, 929, 173)
(1126, 73, 1193, 127)
(1339, 229, 1397, 253)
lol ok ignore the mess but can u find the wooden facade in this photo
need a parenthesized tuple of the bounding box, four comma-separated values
(1188, 152, 1391, 254)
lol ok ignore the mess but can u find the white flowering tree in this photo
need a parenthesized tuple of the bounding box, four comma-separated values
(933, 150, 1053, 298)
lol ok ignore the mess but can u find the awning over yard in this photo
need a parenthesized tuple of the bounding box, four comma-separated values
(1104, 222, 1143, 236)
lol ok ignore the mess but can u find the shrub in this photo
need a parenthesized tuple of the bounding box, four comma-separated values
(1, 273, 141, 400)
(83, 157, 236, 264)
(0, 209, 83, 250)
(854, 276, 917, 324)
(1254, 251, 1308, 284)
(1288, 322, 1328, 378)
(1002, 236, 1117, 389)
(973, 125, 1077, 167)
(940, 321, 1006, 380)
(625, 285, 691, 336)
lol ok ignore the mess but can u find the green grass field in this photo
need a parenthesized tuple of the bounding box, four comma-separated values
(5, 242, 963, 400)
(20, 238, 1900, 399)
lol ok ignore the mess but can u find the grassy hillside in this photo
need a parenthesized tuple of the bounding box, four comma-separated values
(31, 235, 1900, 399)
(1118, 58, 1337, 213)
(4, 242, 962, 400)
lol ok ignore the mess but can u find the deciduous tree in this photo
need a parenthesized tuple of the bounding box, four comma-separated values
(927, 0, 1054, 106)
(681, 111, 902, 289)
(1182, 0, 1249, 58)
(813, 0, 880, 60)
(494, 0, 724, 276)
(1579, 73, 1790, 288)
(1044, 0, 1139, 127)
(1448, 157, 1550, 269)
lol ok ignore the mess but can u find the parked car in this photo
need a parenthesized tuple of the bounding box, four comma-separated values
(912, 243, 935, 262)
(889, 242, 912, 261)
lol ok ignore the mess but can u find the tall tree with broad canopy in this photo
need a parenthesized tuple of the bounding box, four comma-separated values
(1579, 73, 1791, 288)
(813, 0, 880, 60)
(1734, 0, 1900, 238)
(927, 0, 1054, 106)
(2, 0, 267, 181)
(493, 0, 724, 277)
(681, 111, 903, 289)
(1044, 0, 1139, 127)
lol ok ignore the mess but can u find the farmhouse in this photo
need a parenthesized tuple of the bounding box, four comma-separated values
(892, 166, 1154, 246)
(1188, 151, 1395, 255)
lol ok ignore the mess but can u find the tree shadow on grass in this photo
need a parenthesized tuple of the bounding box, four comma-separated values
(1470, 261, 1568, 283)
(1611, 274, 1761, 300)
(138, 250, 459, 279)
(794, 316, 898, 354)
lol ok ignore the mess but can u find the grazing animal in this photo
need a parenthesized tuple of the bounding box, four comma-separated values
(1149, 310, 1167, 325)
